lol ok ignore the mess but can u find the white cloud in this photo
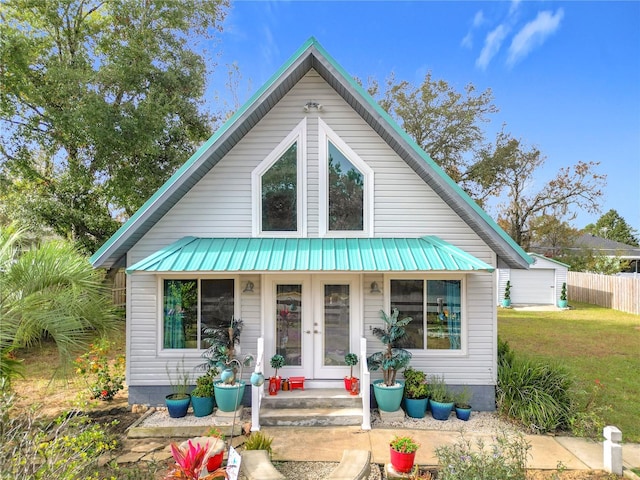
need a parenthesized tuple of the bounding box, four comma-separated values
(473, 10, 485, 27)
(461, 32, 473, 49)
(476, 24, 509, 70)
(509, 0, 522, 16)
(507, 8, 564, 66)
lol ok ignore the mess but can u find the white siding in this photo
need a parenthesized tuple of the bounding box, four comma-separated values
(126, 69, 499, 387)
(497, 256, 568, 306)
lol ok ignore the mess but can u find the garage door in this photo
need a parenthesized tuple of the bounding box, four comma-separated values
(509, 269, 555, 304)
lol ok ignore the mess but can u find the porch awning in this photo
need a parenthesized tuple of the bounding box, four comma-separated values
(126, 236, 494, 273)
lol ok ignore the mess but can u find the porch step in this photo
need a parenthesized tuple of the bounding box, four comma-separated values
(260, 407, 363, 427)
(259, 388, 363, 427)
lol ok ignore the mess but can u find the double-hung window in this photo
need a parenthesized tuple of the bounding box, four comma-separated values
(389, 278, 463, 351)
(162, 278, 235, 350)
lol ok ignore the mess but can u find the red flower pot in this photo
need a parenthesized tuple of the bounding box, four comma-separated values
(207, 450, 224, 472)
(344, 376, 353, 391)
(269, 377, 278, 395)
(390, 448, 416, 473)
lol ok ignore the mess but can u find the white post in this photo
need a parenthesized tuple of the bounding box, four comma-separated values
(360, 337, 371, 430)
(251, 337, 264, 432)
(603, 425, 622, 475)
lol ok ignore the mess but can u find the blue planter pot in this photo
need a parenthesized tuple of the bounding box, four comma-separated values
(165, 394, 191, 418)
(372, 379, 405, 412)
(430, 399, 454, 420)
(455, 406, 472, 421)
(214, 380, 246, 412)
(404, 397, 428, 418)
(558, 300, 568, 308)
(191, 395, 214, 417)
(501, 299, 511, 308)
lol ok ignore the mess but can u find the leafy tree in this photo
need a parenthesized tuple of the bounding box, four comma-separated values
(0, 0, 228, 253)
(484, 131, 606, 249)
(368, 72, 498, 198)
(529, 214, 580, 257)
(0, 226, 118, 384)
(584, 209, 639, 246)
(560, 248, 626, 275)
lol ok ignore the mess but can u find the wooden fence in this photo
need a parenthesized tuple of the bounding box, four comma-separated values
(567, 271, 640, 315)
(111, 269, 126, 309)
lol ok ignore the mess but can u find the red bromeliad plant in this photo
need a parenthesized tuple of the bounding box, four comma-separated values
(165, 440, 228, 479)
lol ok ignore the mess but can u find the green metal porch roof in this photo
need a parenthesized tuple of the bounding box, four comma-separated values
(126, 237, 494, 273)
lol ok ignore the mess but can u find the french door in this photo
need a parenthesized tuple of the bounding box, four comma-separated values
(264, 275, 360, 380)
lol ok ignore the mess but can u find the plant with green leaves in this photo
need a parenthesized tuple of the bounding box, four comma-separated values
(201, 318, 245, 380)
(166, 360, 191, 399)
(497, 353, 574, 433)
(270, 354, 285, 378)
(244, 431, 274, 455)
(454, 385, 473, 409)
(427, 374, 454, 403)
(504, 281, 511, 301)
(403, 368, 428, 400)
(367, 309, 413, 386)
(435, 432, 530, 480)
(344, 353, 359, 379)
(0, 226, 118, 385)
(191, 371, 216, 398)
(390, 436, 420, 454)
(74, 338, 125, 401)
(560, 282, 567, 302)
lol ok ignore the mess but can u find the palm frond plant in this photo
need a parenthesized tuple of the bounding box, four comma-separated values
(367, 309, 413, 386)
(201, 318, 245, 383)
(0, 226, 118, 385)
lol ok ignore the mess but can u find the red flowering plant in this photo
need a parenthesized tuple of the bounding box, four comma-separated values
(165, 439, 229, 479)
(74, 338, 125, 401)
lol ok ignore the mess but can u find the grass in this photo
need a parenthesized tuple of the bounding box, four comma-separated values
(499, 302, 640, 442)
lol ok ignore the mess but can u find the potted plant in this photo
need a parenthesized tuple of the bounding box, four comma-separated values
(454, 385, 473, 421)
(427, 374, 454, 420)
(367, 308, 413, 412)
(269, 354, 285, 395)
(201, 318, 247, 412)
(502, 280, 512, 307)
(403, 368, 429, 418)
(166, 438, 227, 479)
(344, 353, 359, 392)
(165, 360, 191, 418)
(191, 369, 217, 417)
(205, 428, 226, 472)
(558, 282, 568, 308)
(389, 435, 420, 473)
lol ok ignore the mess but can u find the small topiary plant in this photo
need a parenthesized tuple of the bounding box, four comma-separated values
(270, 354, 285, 378)
(344, 353, 358, 379)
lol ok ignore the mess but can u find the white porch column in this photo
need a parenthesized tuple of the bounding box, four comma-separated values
(360, 337, 371, 430)
(251, 337, 264, 432)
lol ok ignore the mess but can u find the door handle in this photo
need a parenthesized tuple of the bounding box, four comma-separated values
(305, 330, 311, 334)
(314, 330, 321, 334)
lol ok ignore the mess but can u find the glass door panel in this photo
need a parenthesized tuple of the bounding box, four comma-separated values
(276, 284, 302, 366)
(322, 284, 350, 366)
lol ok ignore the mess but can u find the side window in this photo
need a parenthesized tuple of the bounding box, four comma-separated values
(390, 278, 462, 351)
(319, 119, 373, 236)
(162, 278, 235, 350)
(252, 119, 306, 236)
(262, 143, 297, 231)
(328, 141, 364, 231)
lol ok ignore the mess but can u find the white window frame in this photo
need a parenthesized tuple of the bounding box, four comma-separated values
(157, 275, 240, 356)
(252, 118, 307, 237)
(384, 273, 467, 355)
(318, 118, 374, 237)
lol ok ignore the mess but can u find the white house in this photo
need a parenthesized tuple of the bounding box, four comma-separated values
(498, 253, 568, 306)
(90, 38, 531, 423)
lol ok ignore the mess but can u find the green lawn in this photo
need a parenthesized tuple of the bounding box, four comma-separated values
(499, 302, 640, 443)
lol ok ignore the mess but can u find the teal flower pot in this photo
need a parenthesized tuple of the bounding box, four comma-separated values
(191, 395, 214, 417)
(558, 300, 568, 308)
(404, 397, 428, 418)
(165, 394, 191, 418)
(455, 405, 472, 421)
(373, 379, 405, 412)
(430, 399, 454, 420)
(214, 380, 245, 412)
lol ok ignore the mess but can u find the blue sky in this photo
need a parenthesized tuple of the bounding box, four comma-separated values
(205, 1, 640, 234)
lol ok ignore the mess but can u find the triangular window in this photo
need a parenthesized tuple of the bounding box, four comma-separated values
(252, 119, 306, 236)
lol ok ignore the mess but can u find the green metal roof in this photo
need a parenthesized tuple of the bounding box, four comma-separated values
(127, 237, 494, 274)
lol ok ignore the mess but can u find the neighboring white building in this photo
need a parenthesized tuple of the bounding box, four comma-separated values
(91, 38, 531, 416)
(498, 253, 568, 306)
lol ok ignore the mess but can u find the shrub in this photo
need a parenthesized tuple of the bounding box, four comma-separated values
(497, 337, 515, 367)
(497, 354, 574, 433)
(0, 380, 117, 479)
(568, 379, 611, 438)
(404, 368, 428, 399)
(427, 374, 454, 403)
(244, 431, 274, 454)
(390, 435, 420, 453)
(435, 432, 530, 480)
(74, 338, 125, 401)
